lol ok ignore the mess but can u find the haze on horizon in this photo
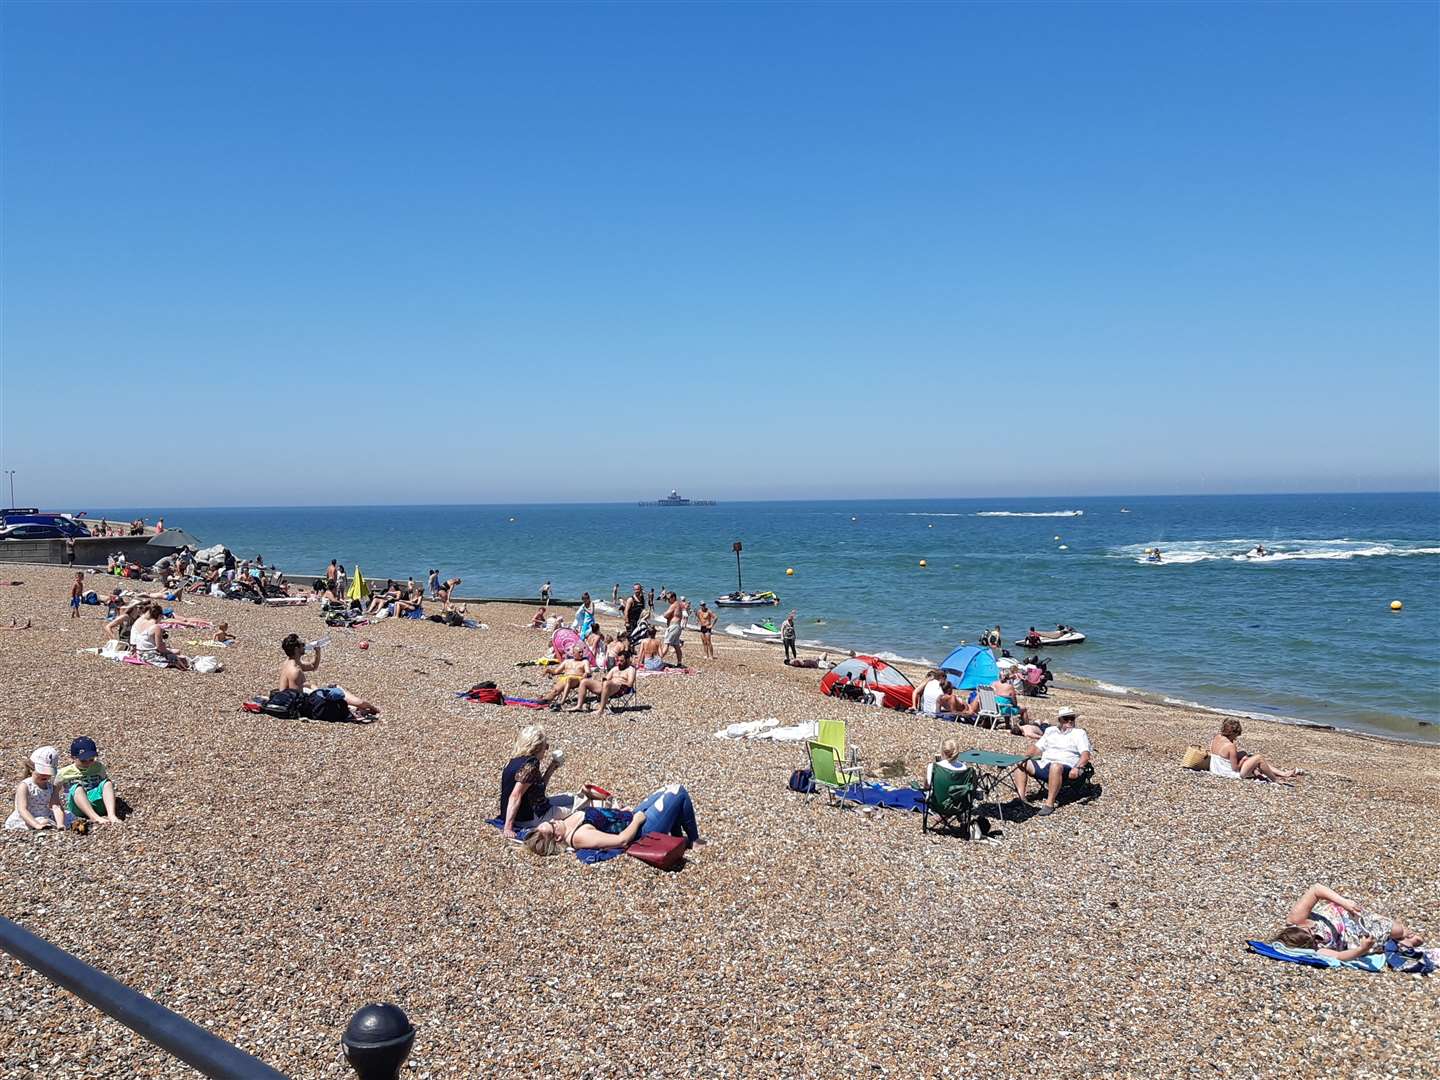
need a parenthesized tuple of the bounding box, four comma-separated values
(1, 2, 1436, 509)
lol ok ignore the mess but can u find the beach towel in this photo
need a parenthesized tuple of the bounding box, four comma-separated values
(504, 697, 547, 709)
(760, 721, 820, 743)
(1245, 940, 1386, 972)
(714, 719, 781, 740)
(483, 817, 621, 864)
(840, 783, 925, 813)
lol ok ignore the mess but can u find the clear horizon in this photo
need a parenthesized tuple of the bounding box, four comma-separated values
(33, 489, 1440, 515)
(2, 2, 1436, 503)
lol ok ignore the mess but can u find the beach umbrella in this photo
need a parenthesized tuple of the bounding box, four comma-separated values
(939, 644, 999, 690)
(146, 528, 202, 550)
(347, 566, 369, 601)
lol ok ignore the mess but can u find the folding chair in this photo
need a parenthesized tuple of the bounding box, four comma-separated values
(817, 719, 858, 770)
(921, 765, 979, 837)
(807, 741, 862, 807)
(975, 687, 1001, 730)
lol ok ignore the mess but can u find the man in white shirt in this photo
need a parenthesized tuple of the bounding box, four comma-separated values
(1017, 707, 1093, 816)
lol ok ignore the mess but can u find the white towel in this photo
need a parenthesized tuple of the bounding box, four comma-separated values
(1209, 754, 1242, 779)
(714, 718, 780, 740)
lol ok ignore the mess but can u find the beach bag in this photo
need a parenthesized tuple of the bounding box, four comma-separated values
(1180, 745, 1209, 770)
(467, 684, 504, 705)
(788, 768, 816, 794)
(192, 656, 222, 674)
(625, 833, 687, 871)
(263, 689, 303, 719)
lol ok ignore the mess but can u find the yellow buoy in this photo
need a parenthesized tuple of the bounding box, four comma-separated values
(786, 568, 795, 576)
(918, 559, 927, 567)
(1391, 600, 1403, 611)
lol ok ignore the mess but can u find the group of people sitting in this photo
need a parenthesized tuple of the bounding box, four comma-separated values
(103, 600, 190, 669)
(497, 724, 702, 855)
(913, 668, 1040, 734)
(541, 635, 638, 713)
(8, 738, 123, 832)
(922, 706, 1094, 817)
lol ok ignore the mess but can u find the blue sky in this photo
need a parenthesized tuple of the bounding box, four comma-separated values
(1, 1, 1436, 506)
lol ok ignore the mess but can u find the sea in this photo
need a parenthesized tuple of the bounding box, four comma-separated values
(94, 493, 1439, 743)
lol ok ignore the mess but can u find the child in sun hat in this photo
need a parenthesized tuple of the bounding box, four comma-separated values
(6, 746, 65, 831)
(56, 737, 121, 825)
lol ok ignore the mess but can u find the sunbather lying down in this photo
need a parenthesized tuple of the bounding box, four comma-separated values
(1276, 883, 1430, 962)
(523, 784, 702, 855)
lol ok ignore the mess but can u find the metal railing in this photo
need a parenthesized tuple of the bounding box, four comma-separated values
(0, 916, 414, 1079)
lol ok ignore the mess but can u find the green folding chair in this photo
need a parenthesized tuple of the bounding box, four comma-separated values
(817, 719, 855, 768)
(807, 741, 861, 808)
(922, 764, 979, 837)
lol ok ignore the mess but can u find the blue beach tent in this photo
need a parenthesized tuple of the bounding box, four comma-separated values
(939, 645, 998, 689)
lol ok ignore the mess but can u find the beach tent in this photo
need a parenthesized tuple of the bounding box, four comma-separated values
(347, 566, 369, 602)
(819, 654, 915, 710)
(939, 645, 998, 690)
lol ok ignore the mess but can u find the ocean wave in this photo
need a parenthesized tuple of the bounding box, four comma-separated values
(975, 510, 1084, 518)
(1093, 681, 1135, 695)
(869, 650, 936, 667)
(1116, 539, 1440, 565)
(903, 512, 967, 517)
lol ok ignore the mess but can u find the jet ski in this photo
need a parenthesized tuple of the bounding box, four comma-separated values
(724, 619, 783, 642)
(715, 590, 780, 608)
(1015, 628, 1087, 647)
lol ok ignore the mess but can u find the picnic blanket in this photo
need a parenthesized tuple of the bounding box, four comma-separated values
(1245, 940, 1386, 972)
(841, 782, 925, 813)
(483, 817, 621, 864)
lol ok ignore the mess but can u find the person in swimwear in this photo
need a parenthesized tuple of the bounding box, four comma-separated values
(697, 602, 716, 659)
(571, 652, 637, 713)
(542, 646, 589, 708)
(636, 634, 665, 671)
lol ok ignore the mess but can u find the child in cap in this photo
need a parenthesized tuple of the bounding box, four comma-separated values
(57, 737, 120, 825)
(6, 746, 65, 830)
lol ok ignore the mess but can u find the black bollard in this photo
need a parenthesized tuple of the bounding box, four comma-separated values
(342, 1003, 415, 1080)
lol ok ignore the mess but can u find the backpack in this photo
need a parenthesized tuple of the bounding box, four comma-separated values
(788, 768, 816, 793)
(625, 833, 687, 871)
(261, 689, 302, 719)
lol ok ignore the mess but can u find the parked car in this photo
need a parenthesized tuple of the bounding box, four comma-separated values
(0, 523, 73, 540)
(0, 509, 91, 538)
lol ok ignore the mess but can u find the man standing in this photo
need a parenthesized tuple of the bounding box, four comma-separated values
(697, 602, 717, 659)
(1017, 707, 1093, 816)
(623, 582, 646, 641)
(781, 610, 797, 663)
(661, 592, 684, 666)
(65, 536, 76, 566)
(540, 580, 552, 606)
(326, 560, 339, 598)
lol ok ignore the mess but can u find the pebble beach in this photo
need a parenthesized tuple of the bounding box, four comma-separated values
(1, 563, 1436, 1079)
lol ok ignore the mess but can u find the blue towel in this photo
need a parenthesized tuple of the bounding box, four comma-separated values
(1245, 940, 1385, 972)
(841, 783, 925, 813)
(403, 606, 425, 619)
(482, 817, 621, 864)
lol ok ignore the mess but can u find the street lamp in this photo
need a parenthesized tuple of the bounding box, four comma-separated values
(2, 471, 13, 508)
